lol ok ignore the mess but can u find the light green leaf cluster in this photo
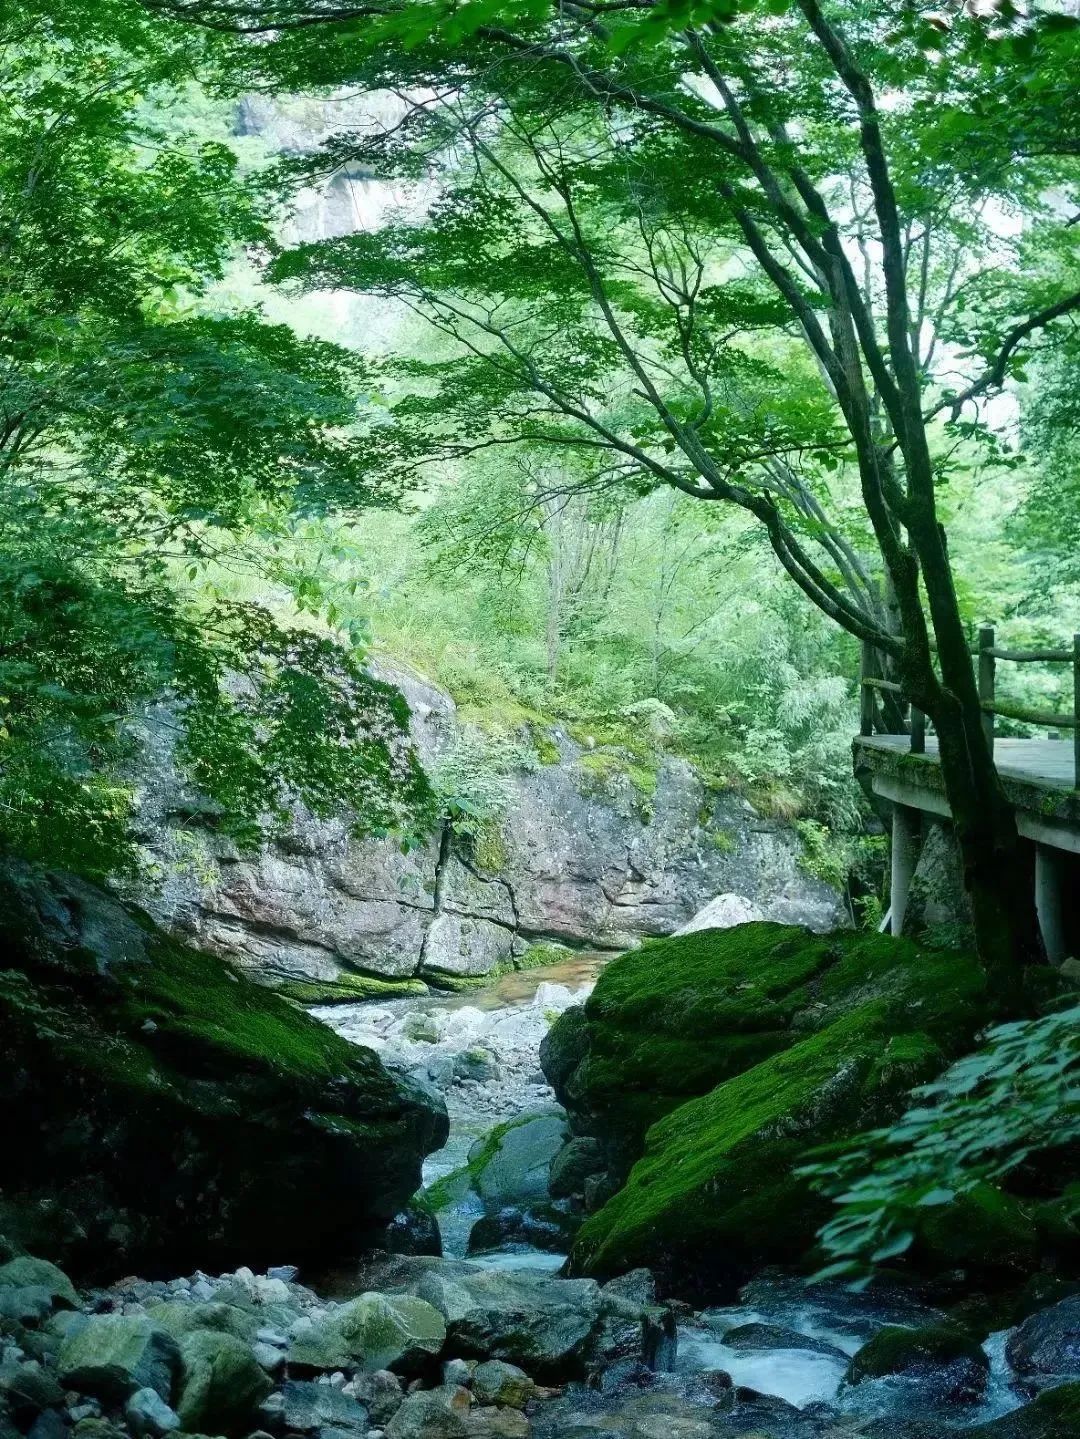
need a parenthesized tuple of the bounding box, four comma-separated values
(803, 1002, 1080, 1281)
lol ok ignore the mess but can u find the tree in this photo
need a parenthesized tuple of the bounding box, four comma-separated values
(153, 0, 1080, 982)
(0, 1, 431, 876)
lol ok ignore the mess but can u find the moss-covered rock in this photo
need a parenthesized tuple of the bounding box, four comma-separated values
(0, 864, 448, 1280)
(174, 1330, 271, 1434)
(967, 1382, 1080, 1439)
(277, 974, 430, 1005)
(556, 922, 993, 1290)
(847, 1325, 989, 1402)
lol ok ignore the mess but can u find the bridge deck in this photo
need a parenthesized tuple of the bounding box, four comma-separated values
(854, 733, 1080, 855)
(858, 735, 1076, 790)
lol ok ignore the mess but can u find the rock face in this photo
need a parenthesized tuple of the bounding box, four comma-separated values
(902, 819, 975, 948)
(133, 663, 843, 995)
(542, 922, 994, 1292)
(1006, 1296, 1080, 1382)
(0, 863, 447, 1280)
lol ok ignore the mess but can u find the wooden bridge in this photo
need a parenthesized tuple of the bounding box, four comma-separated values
(854, 627, 1080, 961)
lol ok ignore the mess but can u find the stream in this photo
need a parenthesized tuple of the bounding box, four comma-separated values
(314, 959, 1027, 1435)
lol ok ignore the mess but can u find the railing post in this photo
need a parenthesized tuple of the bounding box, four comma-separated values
(1073, 633, 1080, 788)
(859, 640, 875, 737)
(978, 625, 995, 753)
(910, 707, 926, 755)
(890, 804, 920, 936)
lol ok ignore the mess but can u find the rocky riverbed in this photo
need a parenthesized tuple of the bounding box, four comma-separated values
(3, 956, 1077, 1439)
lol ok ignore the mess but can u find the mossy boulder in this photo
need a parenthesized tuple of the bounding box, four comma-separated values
(426, 1113, 568, 1214)
(557, 923, 993, 1290)
(967, 1382, 1080, 1439)
(847, 1325, 989, 1402)
(57, 1316, 180, 1403)
(288, 1292, 446, 1374)
(0, 864, 448, 1280)
(0, 1257, 79, 1313)
(174, 1331, 272, 1434)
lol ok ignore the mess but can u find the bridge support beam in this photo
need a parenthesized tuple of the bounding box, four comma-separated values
(890, 803, 921, 937)
(1035, 843, 1067, 964)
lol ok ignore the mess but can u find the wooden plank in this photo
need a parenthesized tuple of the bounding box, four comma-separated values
(857, 735, 1077, 787)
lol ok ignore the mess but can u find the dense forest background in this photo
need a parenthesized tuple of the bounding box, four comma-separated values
(5, 0, 1080, 919)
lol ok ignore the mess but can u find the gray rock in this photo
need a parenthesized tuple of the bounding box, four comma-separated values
(0, 1259, 79, 1312)
(47, 1313, 87, 1344)
(463, 1410, 529, 1439)
(900, 819, 974, 947)
(547, 1138, 604, 1200)
(447, 1269, 602, 1380)
(382, 1202, 443, 1259)
(674, 893, 765, 935)
(467, 1113, 568, 1207)
(417, 1275, 476, 1327)
(0, 1288, 54, 1326)
(25, 1410, 68, 1439)
(452, 1049, 501, 1084)
(404, 1013, 440, 1044)
(441, 1360, 472, 1388)
(289, 1293, 446, 1374)
(384, 1386, 470, 1439)
(57, 1317, 180, 1403)
(124, 1388, 181, 1437)
(256, 1328, 289, 1348)
(67, 1404, 100, 1423)
(466, 1206, 573, 1259)
(368, 1369, 405, 1426)
(252, 1342, 287, 1375)
(342, 1256, 603, 1381)
(143, 1299, 262, 1345)
(469, 1361, 534, 1409)
(0, 1360, 65, 1418)
(267, 1267, 298, 1283)
(174, 1330, 272, 1433)
(720, 1321, 849, 1361)
(599, 1271, 657, 1309)
(280, 1380, 369, 1434)
(1006, 1296, 1080, 1380)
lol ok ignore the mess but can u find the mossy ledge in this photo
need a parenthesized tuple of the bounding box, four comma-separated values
(0, 864, 448, 1281)
(278, 973, 431, 1005)
(549, 921, 996, 1294)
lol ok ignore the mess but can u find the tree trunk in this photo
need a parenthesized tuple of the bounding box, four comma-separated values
(910, 530, 1043, 994)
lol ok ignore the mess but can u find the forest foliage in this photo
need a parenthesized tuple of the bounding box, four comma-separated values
(3, 0, 1080, 1278)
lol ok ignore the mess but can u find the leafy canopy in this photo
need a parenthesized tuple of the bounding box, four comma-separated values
(0, 0, 431, 877)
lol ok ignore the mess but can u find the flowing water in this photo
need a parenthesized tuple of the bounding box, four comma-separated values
(315, 959, 1027, 1433)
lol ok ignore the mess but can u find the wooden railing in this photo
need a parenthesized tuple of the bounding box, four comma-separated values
(859, 626, 1080, 786)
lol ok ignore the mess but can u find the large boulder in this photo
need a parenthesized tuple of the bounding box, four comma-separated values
(384, 1386, 470, 1439)
(847, 1325, 990, 1404)
(288, 1292, 446, 1373)
(551, 923, 994, 1290)
(173, 1331, 272, 1434)
(339, 1256, 609, 1382)
(674, 893, 765, 935)
(1007, 1296, 1080, 1382)
(0, 864, 447, 1279)
(57, 1316, 180, 1404)
(0, 1259, 79, 1313)
(279, 1380, 370, 1434)
(445, 1269, 602, 1380)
